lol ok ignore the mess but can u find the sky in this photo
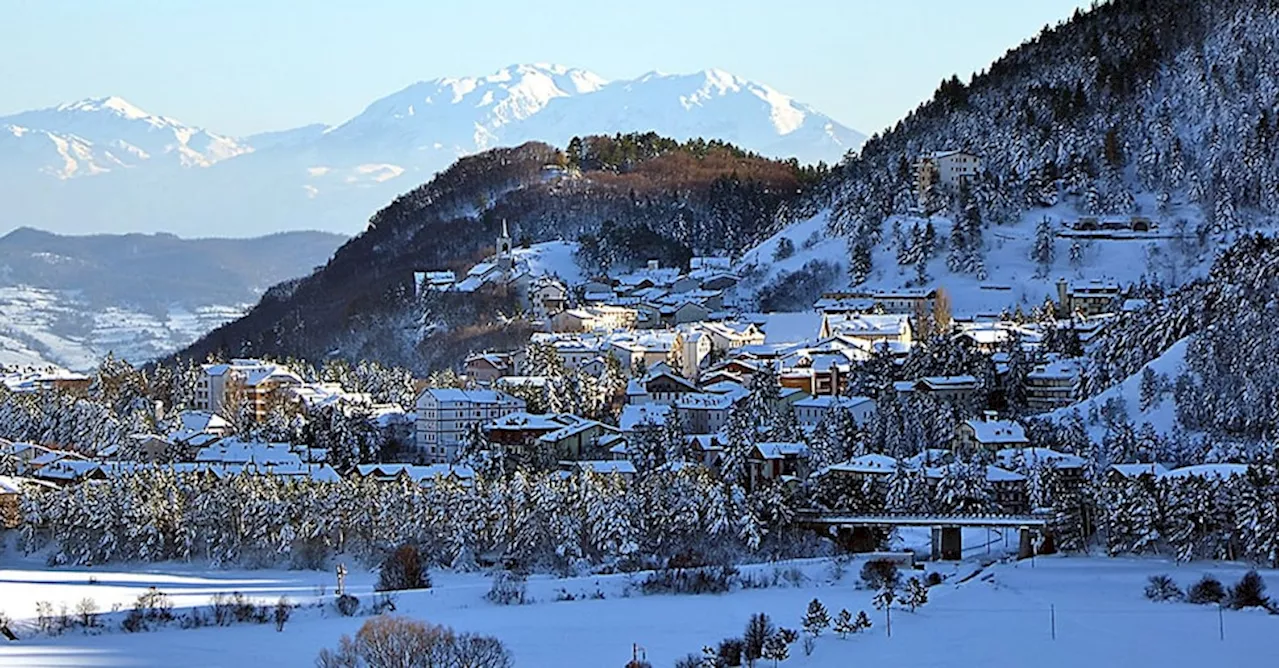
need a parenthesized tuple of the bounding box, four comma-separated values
(0, 0, 1093, 138)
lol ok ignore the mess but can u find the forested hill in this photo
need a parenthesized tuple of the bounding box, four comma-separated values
(176, 135, 825, 368)
(827, 0, 1277, 241)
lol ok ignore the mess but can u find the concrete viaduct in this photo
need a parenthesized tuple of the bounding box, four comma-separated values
(795, 511, 1055, 560)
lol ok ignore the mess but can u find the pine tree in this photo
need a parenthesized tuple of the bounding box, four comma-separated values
(853, 610, 873, 633)
(801, 598, 831, 638)
(832, 608, 854, 639)
(761, 633, 789, 666)
(898, 577, 929, 612)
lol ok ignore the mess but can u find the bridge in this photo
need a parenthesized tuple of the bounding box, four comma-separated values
(795, 510, 1056, 560)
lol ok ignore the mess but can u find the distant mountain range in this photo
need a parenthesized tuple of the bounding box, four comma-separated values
(0, 227, 345, 370)
(0, 64, 863, 237)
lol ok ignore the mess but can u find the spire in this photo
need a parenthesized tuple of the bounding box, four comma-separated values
(501, 218, 509, 238)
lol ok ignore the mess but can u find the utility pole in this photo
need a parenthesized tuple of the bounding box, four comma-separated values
(1050, 604, 1056, 640)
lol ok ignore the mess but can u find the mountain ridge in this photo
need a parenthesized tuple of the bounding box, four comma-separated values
(0, 64, 862, 238)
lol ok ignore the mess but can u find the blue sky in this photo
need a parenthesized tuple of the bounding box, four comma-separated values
(0, 0, 1093, 137)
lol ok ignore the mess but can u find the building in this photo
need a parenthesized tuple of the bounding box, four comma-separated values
(911, 375, 981, 403)
(818, 313, 913, 347)
(485, 412, 616, 462)
(916, 150, 982, 197)
(1056, 279, 1122, 317)
(550, 305, 638, 333)
(746, 442, 810, 490)
(792, 395, 876, 428)
(465, 353, 513, 384)
(674, 392, 740, 434)
(194, 359, 304, 421)
(673, 329, 712, 379)
(413, 270, 456, 294)
(1, 367, 92, 394)
(698, 321, 766, 353)
(414, 388, 526, 463)
(625, 370, 700, 406)
(955, 412, 1029, 452)
(1025, 359, 1082, 411)
(525, 276, 568, 319)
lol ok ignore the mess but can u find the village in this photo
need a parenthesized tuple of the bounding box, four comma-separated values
(0, 206, 1226, 542)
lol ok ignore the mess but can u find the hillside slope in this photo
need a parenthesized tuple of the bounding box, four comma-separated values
(176, 136, 823, 370)
(0, 228, 345, 369)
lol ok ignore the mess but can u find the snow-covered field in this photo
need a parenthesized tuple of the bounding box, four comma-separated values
(1, 549, 1274, 668)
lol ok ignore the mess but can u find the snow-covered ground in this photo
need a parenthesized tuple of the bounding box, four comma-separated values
(2, 547, 1274, 668)
(736, 200, 1233, 319)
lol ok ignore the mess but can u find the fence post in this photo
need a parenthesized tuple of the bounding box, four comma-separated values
(1050, 604, 1056, 640)
(1218, 604, 1224, 641)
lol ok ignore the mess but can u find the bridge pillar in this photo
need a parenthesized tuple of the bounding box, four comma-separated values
(931, 526, 962, 560)
(1017, 526, 1034, 559)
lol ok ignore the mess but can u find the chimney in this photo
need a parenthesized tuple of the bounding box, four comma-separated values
(983, 410, 998, 422)
(647, 259, 659, 271)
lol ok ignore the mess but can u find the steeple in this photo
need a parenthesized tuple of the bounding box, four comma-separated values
(497, 218, 513, 271)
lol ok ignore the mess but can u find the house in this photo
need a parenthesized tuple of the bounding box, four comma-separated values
(818, 313, 913, 347)
(792, 395, 877, 428)
(1025, 359, 1082, 411)
(779, 350, 853, 396)
(673, 329, 712, 379)
(610, 332, 677, 375)
(684, 434, 728, 470)
(922, 464, 1028, 511)
(626, 369, 699, 406)
(129, 434, 180, 463)
(465, 353, 513, 383)
(0, 367, 92, 394)
(0, 475, 44, 528)
(194, 359, 304, 421)
(746, 442, 810, 490)
(813, 453, 900, 493)
(415, 388, 526, 464)
(1056, 279, 1122, 317)
(1106, 463, 1170, 485)
(699, 321, 767, 353)
(569, 460, 638, 482)
(915, 150, 982, 195)
(996, 447, 1087, 490)
(659, 300, 711, 326)
(550, 305, 638, 333)
(527, 277, 568, 319)
(955, 412, 1029, 452)
(356, 463, 476, 487)
(674, 392, 740, 433)
(912, 375, 981, 403)
(618, 403, 673, 433)
(413, 270, 456, 294)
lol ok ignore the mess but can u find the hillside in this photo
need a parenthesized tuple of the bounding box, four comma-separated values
(0, 64, 861, 238)
(0, 228, 345, 369)
(176, 135, 824, 369)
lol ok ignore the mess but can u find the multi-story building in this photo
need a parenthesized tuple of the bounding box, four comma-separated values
(414, 388, 526, 463)
(194, 359, 304, 421)
(915, 150, 982, 199)
(1025, 359, 1082, 411)
(955, 412, 1029, 452)
(1056, 279, 1122, 317)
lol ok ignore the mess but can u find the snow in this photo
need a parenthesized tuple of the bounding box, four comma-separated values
(0, 557, 1273, 668)
(1044, 337, 1190, 442)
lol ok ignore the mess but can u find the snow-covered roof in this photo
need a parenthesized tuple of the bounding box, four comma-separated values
(918, 375, 978, 389)
(819, 453, 899, 476)
(674, 392, 737, 410)
(575, 460, 637, 476)
(752, 442, 809, 459)
(824, 313, 910, 338)
(964, 418, 1028, 445)
(177, 410, 229, 433)
(418, 388, 524, 406)
(905, 449, 953, 468)
(1027, 359, 1082, 381)
(996, 447, 1085, 470)
(1161, 464, 1248, 480)
(618, 404, 673, 431)
(488, 412, 579, 432)
(1108, 463, 1170, 479)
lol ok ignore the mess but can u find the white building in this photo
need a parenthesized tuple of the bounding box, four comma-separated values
(792, 395, 877, 428)
(916, 150, 982, 192)
(414, 388, 526, 463)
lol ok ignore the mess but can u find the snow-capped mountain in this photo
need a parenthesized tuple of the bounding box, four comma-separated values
(0, 65, 862, 237)
(0, 96, 251, 176)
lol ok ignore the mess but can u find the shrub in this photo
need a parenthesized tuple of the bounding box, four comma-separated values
(316, 616, 512, 668)
(229, 592, 256, 623)
(716, 638, 744, 666)
(75, 598, 98, 628)
(924, 572, 944, 587)
(860, 560, 900, 591)
(1144, 574, 1183, 602)
(371, 593, 397, 615)
(675, 654, 702, 668)
(1187, 575, 1226, 605)
(486, 571, 527, 606)
(210, 593, 232, 626)
(640, 566, 738, 595)
(1228, 571, 1269, 610)
(335, 594, 360, 617)
(376, 545, 431, 592)
(273, 597, 291, 632)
